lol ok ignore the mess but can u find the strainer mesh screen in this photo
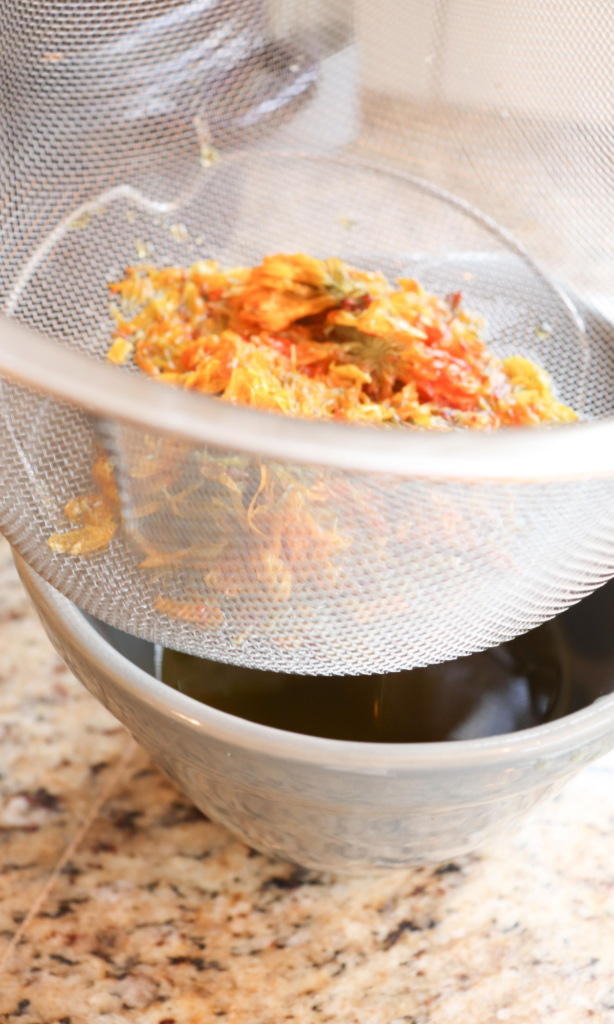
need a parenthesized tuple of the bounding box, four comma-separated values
(1, 0, 614, 673)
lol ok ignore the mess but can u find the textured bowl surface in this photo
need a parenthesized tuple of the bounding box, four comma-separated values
(14, 551, 614, 872)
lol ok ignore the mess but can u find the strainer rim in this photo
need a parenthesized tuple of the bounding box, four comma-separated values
(1, 311, 614, 481)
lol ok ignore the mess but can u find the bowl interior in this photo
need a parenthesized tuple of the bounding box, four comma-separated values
(82, 574, 614, 743)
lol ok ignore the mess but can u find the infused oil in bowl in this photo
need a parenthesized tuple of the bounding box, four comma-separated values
(15, 551, 614, 872)
(159, 622, 572, 743)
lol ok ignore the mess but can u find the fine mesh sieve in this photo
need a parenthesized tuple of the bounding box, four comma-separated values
(2, 0, 614, 675)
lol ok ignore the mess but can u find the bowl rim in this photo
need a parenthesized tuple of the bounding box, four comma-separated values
(16, 551, 614, 771)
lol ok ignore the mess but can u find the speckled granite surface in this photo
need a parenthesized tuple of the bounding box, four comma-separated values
(0, 536, 612, 1024)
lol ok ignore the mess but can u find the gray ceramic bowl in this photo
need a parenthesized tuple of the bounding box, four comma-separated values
(15, 551, 614, 872)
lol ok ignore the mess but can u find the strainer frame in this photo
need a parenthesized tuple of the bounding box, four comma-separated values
(2, 305, 614, 483)
(0, 155, 610, 486)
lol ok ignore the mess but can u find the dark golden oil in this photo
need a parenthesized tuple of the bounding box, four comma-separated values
(160, 620, 573, 742)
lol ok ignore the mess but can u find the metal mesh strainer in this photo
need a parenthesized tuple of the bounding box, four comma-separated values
(2, 0, 614, 675)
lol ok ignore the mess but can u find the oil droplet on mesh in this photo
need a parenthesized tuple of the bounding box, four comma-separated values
(535, 321, 553, 340)
(338, 213, 355, 230)
(170, 223, 189, 243)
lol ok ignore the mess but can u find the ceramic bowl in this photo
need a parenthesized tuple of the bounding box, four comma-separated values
(15, 552, 614, 872)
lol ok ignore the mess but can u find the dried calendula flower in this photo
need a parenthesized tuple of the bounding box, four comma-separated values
(48, 516, 116, 556)
(48, 455, 119, 557)
(154, 595, 224, 628)
(104, 253, 576, 429)
(107, 337, 134, 365)
(50, 253, 577, 627)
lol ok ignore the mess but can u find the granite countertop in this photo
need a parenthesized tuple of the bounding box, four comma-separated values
(0, 537, 612, 1024)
